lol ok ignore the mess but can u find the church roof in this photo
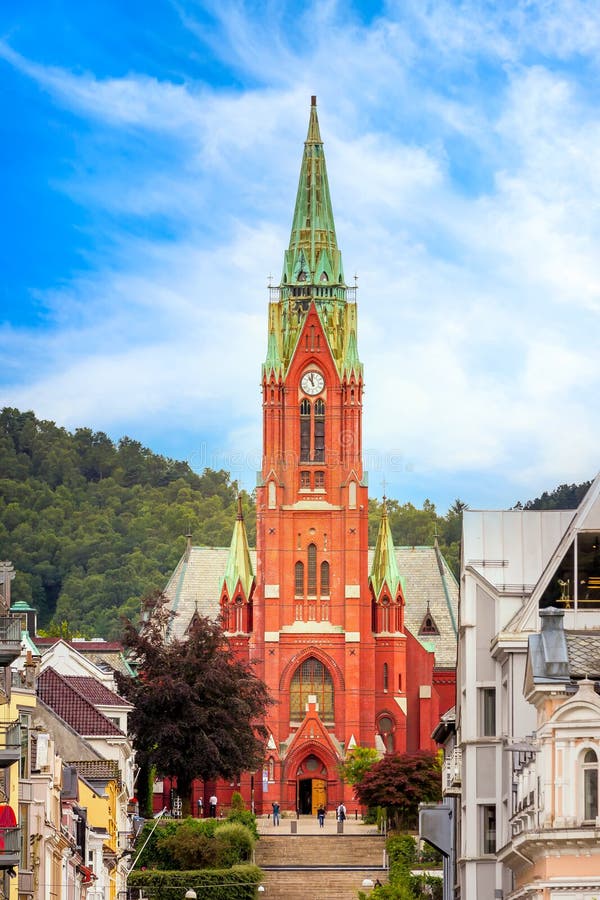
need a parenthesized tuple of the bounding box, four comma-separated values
(163, 544, 458, 667)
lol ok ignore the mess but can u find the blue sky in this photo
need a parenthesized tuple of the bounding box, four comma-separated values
(2, 0, 600, 512)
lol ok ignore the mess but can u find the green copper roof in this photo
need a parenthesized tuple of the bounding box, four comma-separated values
(223, 496, 255, 599)
(264, 97, 362, 381)
(11, 600, 36, 612)
(370, 502, 402, 600)
(282, 96, 344, 287)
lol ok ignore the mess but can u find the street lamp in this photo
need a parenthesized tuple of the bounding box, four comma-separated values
(362, 878, 374, 890)
(184, 891, 197, 899)
(257, 887, 265, 893)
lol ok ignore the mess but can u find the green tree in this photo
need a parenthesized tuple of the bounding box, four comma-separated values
(338, 746, 379, 789)
(117, 592, 272, 816)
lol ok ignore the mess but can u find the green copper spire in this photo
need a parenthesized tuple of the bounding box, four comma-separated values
(283, 95, 344, 286)
(264, 97, 361, 378)
(370, 500, 402, 600)
(223, 496, 255, 599)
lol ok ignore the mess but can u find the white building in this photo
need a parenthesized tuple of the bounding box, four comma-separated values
(454, 474, 600, 899)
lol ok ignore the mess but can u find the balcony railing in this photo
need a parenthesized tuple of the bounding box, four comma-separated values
(0, 617, 22, 665)
(118, 830, 135, 851)
(0, 826, 21, 868)
(443, 748, 462, 794)
(0, 722, 20, 768)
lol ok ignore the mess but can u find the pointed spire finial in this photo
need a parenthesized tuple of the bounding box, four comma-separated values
(237, 493, 244, 521)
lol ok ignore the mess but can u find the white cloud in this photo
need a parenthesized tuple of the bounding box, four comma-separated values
(2, 1, 600, 507)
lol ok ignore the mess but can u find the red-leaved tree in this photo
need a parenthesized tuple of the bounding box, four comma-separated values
(117, 591, 272, 816)
(354, 750, 442, 828)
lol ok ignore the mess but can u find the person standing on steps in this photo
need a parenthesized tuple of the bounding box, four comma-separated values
(272, 801, 280, 825)
(317, 805, 325, 828)
(209, 794, 218, 818)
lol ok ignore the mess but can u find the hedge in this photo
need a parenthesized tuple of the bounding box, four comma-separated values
(127, 863, 262, 899)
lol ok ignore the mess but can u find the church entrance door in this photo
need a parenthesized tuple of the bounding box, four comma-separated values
(297, 777, 327, 814)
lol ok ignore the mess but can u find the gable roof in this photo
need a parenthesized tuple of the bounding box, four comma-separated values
(72, 759, 121, 785)
(34, 637, 134, 676)
(37, 668, 124, 737)
(64, 677, 131, 708)
(164, 543, 458, 667)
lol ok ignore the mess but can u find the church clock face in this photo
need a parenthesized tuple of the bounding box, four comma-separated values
(301, 371, 325, 396)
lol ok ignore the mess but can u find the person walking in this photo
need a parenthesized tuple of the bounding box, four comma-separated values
(317, 805, 325, 828)
(209, 794, 218, 818)
(272, 801, 280, 826)
(336, 802, 346, 822)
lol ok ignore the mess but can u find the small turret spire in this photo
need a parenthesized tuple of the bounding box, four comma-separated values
(370, 497, 402, 600)
(222, 497, 255, 600)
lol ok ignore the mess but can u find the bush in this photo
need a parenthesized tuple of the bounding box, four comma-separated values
(133, 816, 224, 869)
(157, 823, 219, 869)
(387, 834, 416, 881)
(230, 791, 246, 811)
(214, 822, 254, 867)
(226, 807, 259, 839)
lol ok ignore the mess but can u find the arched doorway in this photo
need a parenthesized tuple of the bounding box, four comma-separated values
(296, 754, 328, 814)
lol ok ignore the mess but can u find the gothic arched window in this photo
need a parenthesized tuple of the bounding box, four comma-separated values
(320, 561, 330, 596)
(300, 399, 311, 462)
(378, 715, 394, 753)
(307, 543, 317, 595)
(295, 561, 305, 597)
(290, 657, 334, 723)
(383, 663, 389, 693)
(314, 399, 325, 462)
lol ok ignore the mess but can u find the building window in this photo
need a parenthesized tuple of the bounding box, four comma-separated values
(378, 715, 394, 752)
(314, 470, 325, 489)
(583, 748, 598, 821)
(481, 804, 496, 854)
(19, 713, 30, 779)
(290, 657, 334, 722)
(300, 399, 311, 462)
(269, 757, 275, 781)
(480, 687, 496, 737)
(295, 561, 305, 597)
(19, 802, 29, 869)
(314, 399, 325, 462)
(383, 663, 389, 693)
(349, 481, 357, 508)
(320, 561, 330, 596)
(307, 543, 317, 595)
(300, 471, 311, 489)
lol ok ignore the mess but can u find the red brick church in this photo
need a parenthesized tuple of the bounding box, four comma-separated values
(159, 98, 457, 816)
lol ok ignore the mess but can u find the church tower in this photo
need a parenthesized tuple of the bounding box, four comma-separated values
(159, 97, 458, 819)
(252, 97, 408, 812)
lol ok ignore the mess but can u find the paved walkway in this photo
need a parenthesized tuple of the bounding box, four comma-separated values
(257, 813, 381, 837)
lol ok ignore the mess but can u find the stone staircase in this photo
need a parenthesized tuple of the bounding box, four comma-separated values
(255, 833, 388, 899)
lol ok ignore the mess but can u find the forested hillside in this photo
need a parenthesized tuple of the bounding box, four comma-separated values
(0, 408, 591, 639)
(0, 408, 254, 637)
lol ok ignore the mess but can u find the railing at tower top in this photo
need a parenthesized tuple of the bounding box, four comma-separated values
(269, 285, 357, 303)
